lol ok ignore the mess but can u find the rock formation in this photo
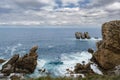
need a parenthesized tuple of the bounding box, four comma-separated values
(75, 32, 91, 39)
(94, 20, 120, 74)
(88, 48, 94, 54)
(74, 62, 94, 75)
(1, 46, 38, 76)
(75, 32, 82, 39)
(0, 59, 6, 64)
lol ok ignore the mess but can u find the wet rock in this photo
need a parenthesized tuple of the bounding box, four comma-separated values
(1, 46, 38, 76)
(88, 48, 94, 54)
(94, 20, 120, 73)
(0, 59, 6, 64)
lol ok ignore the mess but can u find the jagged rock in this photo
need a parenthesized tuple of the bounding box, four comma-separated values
(75, 32, 82, 39)
(1, 54, 19, 76)
(94, 20, 120, 73)
(74, 63, 94, 75)
(88, 48, 94, 54)
(0, 59, 6, 64)
(0, 46, 38, 76)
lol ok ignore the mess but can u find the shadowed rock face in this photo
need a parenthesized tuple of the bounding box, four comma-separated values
(94, 20, 120, 72)
(1, 46, 38, 76)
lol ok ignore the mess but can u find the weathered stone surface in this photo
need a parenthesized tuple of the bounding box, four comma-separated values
(0, 46, 38, 76)
(94, 20, 120, 73)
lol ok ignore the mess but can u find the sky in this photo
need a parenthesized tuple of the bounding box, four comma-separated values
(0, 0, 120, 28)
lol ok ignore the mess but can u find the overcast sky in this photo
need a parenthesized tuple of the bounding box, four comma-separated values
(0, 0, 120, 27)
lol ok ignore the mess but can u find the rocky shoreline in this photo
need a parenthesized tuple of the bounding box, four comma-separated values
(0, 20, 120, 80)
(0, 46, 38, 80)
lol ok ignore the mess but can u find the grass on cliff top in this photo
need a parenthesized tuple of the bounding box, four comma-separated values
(29, 75, 120, 80)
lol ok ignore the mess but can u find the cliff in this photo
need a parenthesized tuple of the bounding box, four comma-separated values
(94, 20, 120, 74)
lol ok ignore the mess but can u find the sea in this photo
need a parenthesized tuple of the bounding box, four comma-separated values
(0, 27, 102, 78)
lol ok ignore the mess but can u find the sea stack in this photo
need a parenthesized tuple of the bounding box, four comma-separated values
(94, 20, 120, 74)
(75, 32, 91, 39)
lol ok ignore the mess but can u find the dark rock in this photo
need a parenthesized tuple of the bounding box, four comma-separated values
(88, 48, 94, 54)
(75, 32, 91, 39)
(84, 32, 91, 39)
(74, 63, 94, 75)
(1, 46, 38, 76)
(94, 20, 120, 73)
(75, 32, 82, 39)
(1, 54, 19, 76)
(0, 59, 6, 64)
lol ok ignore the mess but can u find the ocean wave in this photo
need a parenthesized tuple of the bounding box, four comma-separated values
(48, 45, 54, 48)
(68, 37, 102, 41)
(29, 51, 102, 77)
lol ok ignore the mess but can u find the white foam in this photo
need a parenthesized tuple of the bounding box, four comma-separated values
(69, 37, 102, 41)
(0, 59, 10, 70)
(10, 43, 22, 56)
(56, 51, 92, 76)
(91, 64, 103, 75)
(48, 45, 54, 48)
(29, 59, 47, 78)
(27, 51, 102, 77)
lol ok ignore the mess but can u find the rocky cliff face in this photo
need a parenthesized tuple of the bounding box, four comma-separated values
(94, 20, 120, 73)
(1, 46, 38, 76)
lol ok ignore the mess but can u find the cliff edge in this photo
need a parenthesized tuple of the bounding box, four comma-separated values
(94, 20, 120, 74)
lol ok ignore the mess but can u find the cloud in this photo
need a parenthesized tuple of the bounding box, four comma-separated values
(106, 2, 120, 10)
(0, 0, 119, 27)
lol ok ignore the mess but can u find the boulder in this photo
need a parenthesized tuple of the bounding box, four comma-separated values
(0, 59, 6, 64)
(94, 20, 120, 73)
(0, 46, 38, 76)
(88, 48, 94, 54)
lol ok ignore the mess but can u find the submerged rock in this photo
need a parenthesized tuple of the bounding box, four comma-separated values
(0, 46, 38, 76)
(94, 20, 120, 74)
